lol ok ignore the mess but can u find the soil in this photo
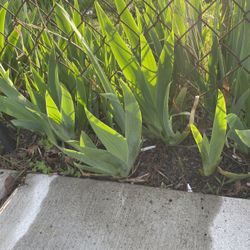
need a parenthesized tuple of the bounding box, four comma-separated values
(0, 130, 250, 199)
(136, 138, 250, 198)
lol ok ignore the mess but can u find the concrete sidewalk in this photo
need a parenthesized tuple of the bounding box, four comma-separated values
(0, 170, 250, 250)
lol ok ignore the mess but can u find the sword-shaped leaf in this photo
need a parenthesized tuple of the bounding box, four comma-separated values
(85, 108, 128, 163)
(60, 84, 75, 134)
(121, 81, 142, 167)
(236, 129, 250, 148)
(0, 2, 8, 51)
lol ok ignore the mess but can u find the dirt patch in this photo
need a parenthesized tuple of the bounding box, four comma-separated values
(135, 137, 250, 198)
(0, 130, 66, 172)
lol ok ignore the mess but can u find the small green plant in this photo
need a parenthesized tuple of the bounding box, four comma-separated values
(218, 167, 250, 184)
(217, 109, 250, 183)
(59, 165, 81, 177)
(227, 112, 250, 154)
(190, 90, 227, 176)
(61, 81, 142, 177)
(32, 161, 52, 175)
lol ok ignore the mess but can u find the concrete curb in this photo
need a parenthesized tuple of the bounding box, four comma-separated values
(0, 173, 250, 250)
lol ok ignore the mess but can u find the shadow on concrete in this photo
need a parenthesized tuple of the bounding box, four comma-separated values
(10, 176, 223, 250)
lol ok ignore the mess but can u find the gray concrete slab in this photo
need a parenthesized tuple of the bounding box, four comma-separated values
(0, 169, 16, 201)
(0, 174, 249, 250)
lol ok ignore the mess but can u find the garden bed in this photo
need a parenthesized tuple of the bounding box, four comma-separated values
(1, 131, 249, 199)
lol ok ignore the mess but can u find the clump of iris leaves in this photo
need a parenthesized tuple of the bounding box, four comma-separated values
(0, 0, 250, 183)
